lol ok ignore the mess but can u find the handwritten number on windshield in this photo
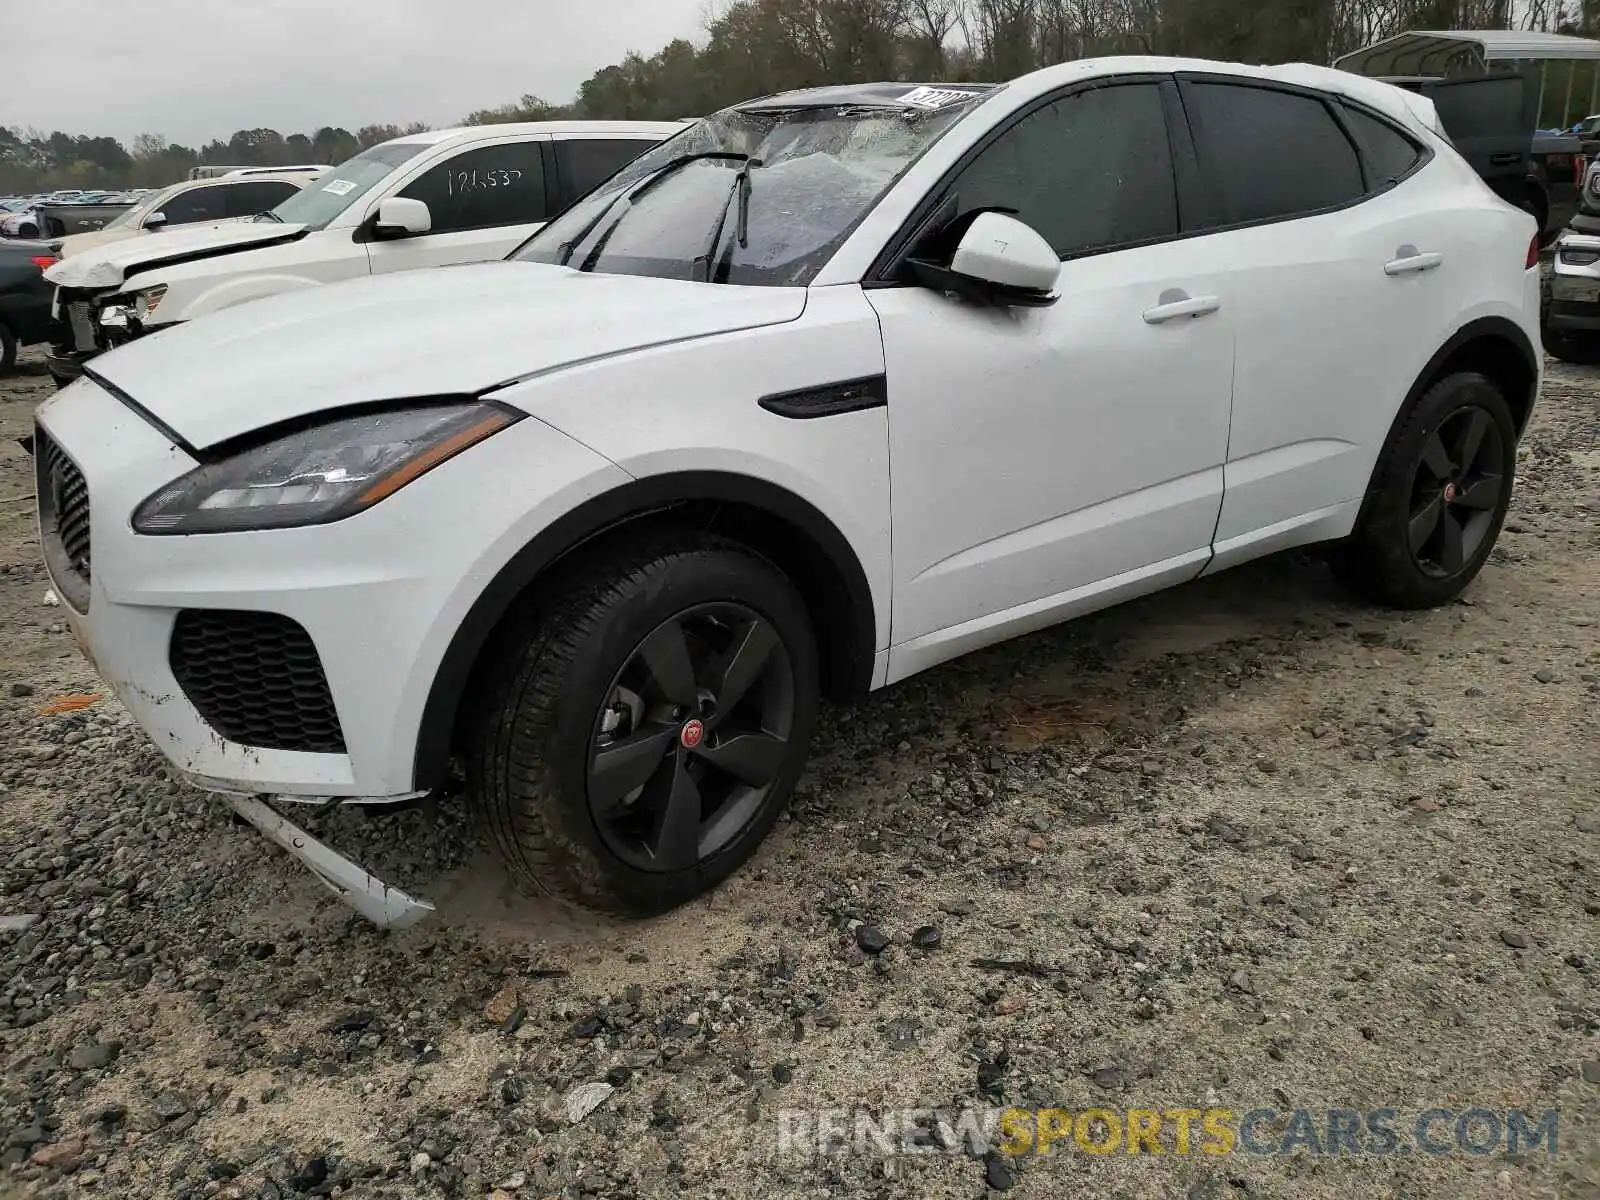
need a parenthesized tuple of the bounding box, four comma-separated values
(446, 168, 524, 196)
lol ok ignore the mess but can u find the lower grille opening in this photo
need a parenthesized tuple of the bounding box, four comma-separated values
(170, 610, 347, 754)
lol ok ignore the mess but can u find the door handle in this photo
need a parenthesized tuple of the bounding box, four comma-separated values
(1489, 152, 1522, 166)
(1142, 290, 1222, 325)
(1385, 247, 1444, 276)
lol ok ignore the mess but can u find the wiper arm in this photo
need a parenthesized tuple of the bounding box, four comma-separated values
(734, 159, 759, 251)
(252, 210, 284, 223)
(696, 159, 762, 284)
(560, 151, 752, 270)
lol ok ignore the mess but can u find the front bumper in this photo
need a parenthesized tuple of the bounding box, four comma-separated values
(34, 373, 628, 800)
(45, 349, 89, 384)
(226, 795, 434, 927)
(1545, 251, 1600, 331)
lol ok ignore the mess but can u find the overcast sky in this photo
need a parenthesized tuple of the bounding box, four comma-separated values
(1, 0, 706, 147)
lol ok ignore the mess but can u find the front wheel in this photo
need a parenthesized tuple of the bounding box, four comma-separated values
(1334, 372, 1517, 609)
(466, 533, 819, 915)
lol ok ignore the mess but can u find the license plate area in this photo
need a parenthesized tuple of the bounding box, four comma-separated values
(1551, 278, 1600, 303)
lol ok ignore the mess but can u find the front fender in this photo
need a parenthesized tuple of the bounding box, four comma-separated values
(169, 272, 327, 323)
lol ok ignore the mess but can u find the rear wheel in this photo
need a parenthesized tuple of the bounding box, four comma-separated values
(466, 534, 819, 915)
(1542, 323, 1600, 363)
(1334, 372, 1516, 609)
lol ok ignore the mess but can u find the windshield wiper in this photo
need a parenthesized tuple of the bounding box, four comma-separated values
(560, 151, 752, 270)
(695, 159, 762, 284)
(252, 210, 283, 223)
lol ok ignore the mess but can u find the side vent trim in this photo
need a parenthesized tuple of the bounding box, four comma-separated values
(758, 374, 887, 420)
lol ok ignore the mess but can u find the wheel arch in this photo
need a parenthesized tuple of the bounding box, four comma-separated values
(1348, 315, 1538, 532)
(411, 470, 878, 790)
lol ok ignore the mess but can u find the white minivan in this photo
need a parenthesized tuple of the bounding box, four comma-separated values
(44, 121, 681, 386)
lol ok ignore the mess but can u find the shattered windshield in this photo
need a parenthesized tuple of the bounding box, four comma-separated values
(514, 87, 994, 287)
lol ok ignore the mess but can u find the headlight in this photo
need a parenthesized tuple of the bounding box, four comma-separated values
(134, 284, 167, 321)
(132, 402, 520, 535)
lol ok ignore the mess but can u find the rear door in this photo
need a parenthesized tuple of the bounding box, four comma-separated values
(1411, 73, 1536, 205)
(1173, 74, 1465, 569)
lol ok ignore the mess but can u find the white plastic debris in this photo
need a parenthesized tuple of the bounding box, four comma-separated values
(42, 589, 58, 607)
(564, 1082, 614, 1124)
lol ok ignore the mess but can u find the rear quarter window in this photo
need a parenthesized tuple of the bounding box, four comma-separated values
(1341, 105, 1425, 187)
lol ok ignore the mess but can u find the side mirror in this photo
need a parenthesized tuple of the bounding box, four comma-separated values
(373, 197, 431, 240)
(143, 211, 167, 230)
(905, 212, 1061, 308)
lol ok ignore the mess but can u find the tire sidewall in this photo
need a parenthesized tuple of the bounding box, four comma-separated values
(1363, 373, 1517, 606)
(502, 544, 818, 913)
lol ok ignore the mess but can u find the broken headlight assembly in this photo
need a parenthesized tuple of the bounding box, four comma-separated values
(96, 285, 168, 345)
(132, 401, 521, 535)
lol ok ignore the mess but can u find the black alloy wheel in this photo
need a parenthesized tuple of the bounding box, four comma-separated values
(587, 603, 796, 873)
(1405, 404, 1507, 579)
(467, 532, 819, 915)
(1333, 371, 1518, 609)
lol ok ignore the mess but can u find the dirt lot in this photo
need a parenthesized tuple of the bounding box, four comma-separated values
(0, 343, 1596, 1200)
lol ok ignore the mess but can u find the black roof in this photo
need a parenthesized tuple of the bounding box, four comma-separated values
(734, 82, 1000, 113)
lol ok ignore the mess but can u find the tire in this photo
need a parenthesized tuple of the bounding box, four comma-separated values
(0, 324, 15, 377)
(1334, 372, 1517, 609)
(16, 222, 37, 239)
(466, 532, 820, 916)
(1542, 323, 1600, 364)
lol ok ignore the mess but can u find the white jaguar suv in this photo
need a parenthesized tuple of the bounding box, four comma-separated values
(34, 57, 1542, 926)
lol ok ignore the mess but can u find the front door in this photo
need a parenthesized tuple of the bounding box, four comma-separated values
(867, 79, 1236, 682)
(364, 138, 553, 275)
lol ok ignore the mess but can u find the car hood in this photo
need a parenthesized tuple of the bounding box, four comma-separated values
(45, 220, 307, 289)
(86, 262, 809, 450)
(56, 226, 142, 257)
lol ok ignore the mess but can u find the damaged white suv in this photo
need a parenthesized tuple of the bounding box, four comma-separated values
(35, 60, 1540, 926)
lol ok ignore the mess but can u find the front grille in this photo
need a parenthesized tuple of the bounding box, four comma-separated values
(170, 610, 347, 754)
(35, 427, 91, 610)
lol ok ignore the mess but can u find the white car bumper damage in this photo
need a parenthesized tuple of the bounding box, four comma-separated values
(226, 795, 435, 928)
(32, 374, 626, 926)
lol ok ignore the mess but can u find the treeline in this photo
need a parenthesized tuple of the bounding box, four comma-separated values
(2, 0, 1587, 193)
(0, 124, 431, 195)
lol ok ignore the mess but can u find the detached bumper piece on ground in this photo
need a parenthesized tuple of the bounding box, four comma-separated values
(226, 795, 435, 928)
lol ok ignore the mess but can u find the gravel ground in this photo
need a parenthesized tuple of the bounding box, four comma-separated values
(0, 344, 1597, 1200)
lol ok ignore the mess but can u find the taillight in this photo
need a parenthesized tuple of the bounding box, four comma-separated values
(29, 255, 57, 270)
(1528, 235, 1541, 269)
(1576, 154, 1588, 187)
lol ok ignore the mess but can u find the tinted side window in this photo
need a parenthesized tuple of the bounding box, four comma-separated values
(398, 141, 547, 234)
(1185, 82, 1364, 224)
(225, 180, 298, 218)
(942, 83, 1178, 257)
(1341, 105, 1425, 187)
(558, 139, 656, 202)
(157, 185, 227, 226)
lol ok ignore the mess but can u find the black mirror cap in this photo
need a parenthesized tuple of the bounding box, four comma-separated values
(903, 257, 1058, 309)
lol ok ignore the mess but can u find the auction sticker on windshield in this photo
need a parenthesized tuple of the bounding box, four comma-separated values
(322, 180, 358, 196)
(897, 86, 982, 109)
